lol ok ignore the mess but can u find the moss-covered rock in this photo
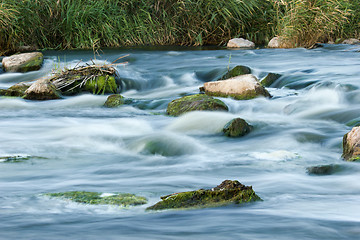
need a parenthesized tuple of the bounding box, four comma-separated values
(24, 77, 62, 100)
(146, 180, 261, 211)
(45, 191, 147, 206)
(0, 82, 31, 97)
(2, 52, 43, 73)
(166, 94, 228, 116)
(260, 73, 282, 87)
(342, 126, 360, 162)
(306, 164, 343, 175)
(104, 94, 126, 108)
(202, 74, 271, 100)
(220, 65, 251, 80)
(51, 65, 120, 95)
(223, 118, 252, 137)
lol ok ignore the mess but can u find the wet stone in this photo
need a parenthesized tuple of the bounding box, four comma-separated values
(306, 164, 343, 175)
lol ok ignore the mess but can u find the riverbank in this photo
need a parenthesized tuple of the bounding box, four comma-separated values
(1, 0, 359, 55)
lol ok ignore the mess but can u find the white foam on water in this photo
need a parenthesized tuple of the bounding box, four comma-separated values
(166, 111, 236, 134)
(250, 150, 300, 161)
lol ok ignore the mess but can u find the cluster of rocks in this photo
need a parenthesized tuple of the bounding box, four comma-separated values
(227, 37, 360, 49)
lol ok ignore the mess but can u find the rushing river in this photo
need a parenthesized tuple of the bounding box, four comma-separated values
(1, 45, 360, 240)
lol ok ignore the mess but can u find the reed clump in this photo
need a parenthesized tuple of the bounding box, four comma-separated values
(0, 0, 359, 54)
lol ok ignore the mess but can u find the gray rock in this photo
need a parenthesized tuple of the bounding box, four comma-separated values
(202, 74, 271, 100)
(342, 38, 360, 45)
(268, 37, 286, 48)
(342, 126, 360, 161)
(24, 77, 62, 100)
(227, 38, 255, 48)
(2, 52, 43, 73)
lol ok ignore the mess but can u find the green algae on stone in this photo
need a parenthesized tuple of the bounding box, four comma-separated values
(2, 52, 43, 73)
(46, 191, 148, 206)
(260, 73, 282, 87)
(220, 65, 251, 80)
(342, 126, 360, 162)
(84, 75, 118, 94)
(0, 82, 31, 97)
(223, 118, 252, 137)
(306, 164, 343, 175)
(166, 94, 228, 116)
(146, 180, 261, 211)
(104, 94, 126, 108)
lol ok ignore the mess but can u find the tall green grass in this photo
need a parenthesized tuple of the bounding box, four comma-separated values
(0, 0, 359, 54)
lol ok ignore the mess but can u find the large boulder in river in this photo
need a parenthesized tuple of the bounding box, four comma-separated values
(342, 126, 360, 161)
(227, 38, 255, 48)
(146, 180, 261, 211)
(220, 65, 251, 80)
(24, 77, 62, 100)
(166, 94, 228, 116)
(201, 74, 271, 100)
(2, 52, 43, 73)
(223, 118, 252, 137)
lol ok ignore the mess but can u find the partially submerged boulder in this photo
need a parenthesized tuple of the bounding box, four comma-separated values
(51, 65, 119, 95)
(146, 180, 261, 211)
(260, 73, 282, 87)
(227, 38, 255, 48)
(0, 82, 31, 97)
(104, 94, 126, 108)
(342, 38, 360, 45)
(166, 94, 228, 116)
(306, 164, 343, 175)
(342, 126, 360, 161)
(223, 118, 252, 137)
(24, 77, 62, 100)
(220, 65, 251, 80)
(201, 74, 271, 100)
(45, 191, 147, 206)
(2, 52, 43, 73)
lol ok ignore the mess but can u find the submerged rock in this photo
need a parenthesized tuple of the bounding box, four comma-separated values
(227, 38, 255, 48)
(104, 94, 126, 108)
(45, 191, 147, 206)
(342, 38, 360, 45)
(0, 155, 31, 163)
(24, 77, 62, 100)
(166, 94, 228, 116)
(146, 180, 261, 211)
(342, 126, 360, 161)
(223, 118, 252, 137)
(306, 164, 343, 175)
(260, 73, 282, 87)
(201, 74, 271, 100)
(220, 65, 251, 80)
(2, 52, 43, 73)
(0, 82, 31, 97)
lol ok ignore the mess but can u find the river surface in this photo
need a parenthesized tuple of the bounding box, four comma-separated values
(1, 45, 360, 239)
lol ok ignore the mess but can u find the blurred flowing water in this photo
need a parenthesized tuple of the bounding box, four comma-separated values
(1, 45, 360, 239)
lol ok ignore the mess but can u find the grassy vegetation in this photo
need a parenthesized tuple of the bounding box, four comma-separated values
(0, 0, 359, 54)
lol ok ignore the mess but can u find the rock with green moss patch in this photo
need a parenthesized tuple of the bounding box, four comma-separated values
(260, 73, 282, 87)
(306, 164, 343, 175)
(0, 82, 31, 97)
(147, 180, 261, 211)
(166, 94, 228, 116)
(223, 118, 252, 137)
(104, 94, 126, 108)
(220, 65, 251, 80)
(2, 52, 43, 73)
(342, 126, 360, 161)
(202, 74, 271, 100)
(24, 77, 62, 100)
(84, 75, 118, 94)
(45, 191, 147, 206)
